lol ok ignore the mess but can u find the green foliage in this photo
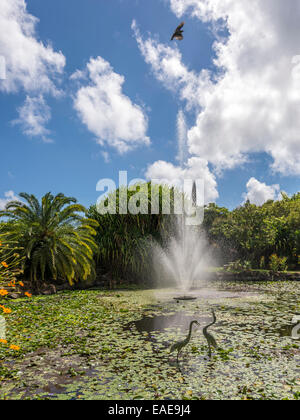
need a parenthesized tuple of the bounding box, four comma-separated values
(224, 260, 252, 272)
(0, 193, 98, 288)
(1, 283, 299, 400)
(88, 183, 180, 284)
(202, 203, 229, 235)
(205, 193, 300, 269)
(279, 257, 288, 272)
(269, 254, 280, 272)
(0, 233, 24, 287)
(260, 256, 265, 269)
(269, 254, 288, 272)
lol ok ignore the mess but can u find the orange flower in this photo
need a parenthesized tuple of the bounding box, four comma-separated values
(18, 281, 24, 287)
(0, 289, 8, 297)
(9, 345, 20, 351)
(0, 339, 7, 345)
(1, 262, 8, 268)
(25, 292, 32, 298)
(0, 306, 12, 314)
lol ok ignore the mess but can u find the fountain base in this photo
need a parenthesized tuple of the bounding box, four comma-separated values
(173, 295, 197, 301)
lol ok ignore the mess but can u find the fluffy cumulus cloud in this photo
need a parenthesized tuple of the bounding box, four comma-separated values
(176, 110, 188, 164)
(133, 21, 218, 199)
(132, 20, 212, 111)
(12, 95, 52, 142)
(134, 1, 300, 175)
(0, 191, 20, 210)
(0, 0, 65, 139)
(146, 157, 219, 204)
(72, 56, 150, 154)
(243, 177, 281, 206)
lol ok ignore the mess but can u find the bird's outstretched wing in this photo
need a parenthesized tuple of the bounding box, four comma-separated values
(176, 22, 185, 31)
(171, 21, 185, 41)
(172, 34, 183, 41)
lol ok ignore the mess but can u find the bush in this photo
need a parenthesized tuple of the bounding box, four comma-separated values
(88, 183, 182, 285)
(224, 260, 252, 272)
(260, 256, 266, 269)
(269, 254, 288, 272)
(0, 233, 24, 288)
(0, 235, 28, 352)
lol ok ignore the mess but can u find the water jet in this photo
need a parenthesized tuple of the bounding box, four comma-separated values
(153, 180, 213, 299)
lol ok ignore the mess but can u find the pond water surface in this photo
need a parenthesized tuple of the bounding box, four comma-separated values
(1, 281, 299, 400)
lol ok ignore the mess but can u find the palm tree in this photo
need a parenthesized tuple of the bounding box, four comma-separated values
(0, 193, 98, 289)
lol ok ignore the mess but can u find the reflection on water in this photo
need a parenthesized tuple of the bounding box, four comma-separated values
(130, 311, 300, 341)
(130, 312, 211, 334)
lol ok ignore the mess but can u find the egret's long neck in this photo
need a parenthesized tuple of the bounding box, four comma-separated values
(203, 313, 216, 333)
(187, 322, 195, 341)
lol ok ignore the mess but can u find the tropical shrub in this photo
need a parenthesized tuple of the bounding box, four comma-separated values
(260, 256, 266, 269)
(224, 260, 251, 272)
(0, 232, 24, 289)
(0, 235, 27, 352)
(279, 257, 288, 272)
(269, 254, 288, 272)
(206, 193, 300, 269)
(0, 193, 98, 289)
(88, 183, 181, 285)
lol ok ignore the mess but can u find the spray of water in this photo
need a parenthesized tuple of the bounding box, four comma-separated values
(152, 110, 214, 293)
(153, 215, 213, 292)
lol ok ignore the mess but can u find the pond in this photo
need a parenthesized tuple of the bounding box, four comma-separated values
(0, 281, 299, 400)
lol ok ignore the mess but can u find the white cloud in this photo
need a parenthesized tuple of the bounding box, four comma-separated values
(134, 2, 300, 175)
(0, 0, 65, 95)
(243, 177, 280, 206)
(101, 151, 111, 164)
(0, 0, 65, 138)
(145, 157, 219, 204)
(0, 191, 20, 210)
(132, 20, 212, 111)
(133, 20, 217, 203)
(176, 110, 188, 164)
(72, 56, 150, 154)
(12, 95, 52, 142)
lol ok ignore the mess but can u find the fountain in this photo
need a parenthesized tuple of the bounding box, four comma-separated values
(153, 182, 213, 300)
(152, 111, 214, 299)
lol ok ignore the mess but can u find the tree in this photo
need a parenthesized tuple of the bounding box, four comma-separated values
(263, 193, 300, 266)
(211, 201, 277, 266)
(0, 193, 98, 289)
(203, 203, 229, 238)
(204, 193, 300, 269)
(88, 183, 179, 285)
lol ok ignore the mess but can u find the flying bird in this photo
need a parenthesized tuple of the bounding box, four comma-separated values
(171, 22, 185, 41)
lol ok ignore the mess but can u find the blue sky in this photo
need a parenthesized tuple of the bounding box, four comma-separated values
(0, 0, 299, 210)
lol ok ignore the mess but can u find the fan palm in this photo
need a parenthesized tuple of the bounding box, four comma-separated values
(0, 193, 98, 288)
